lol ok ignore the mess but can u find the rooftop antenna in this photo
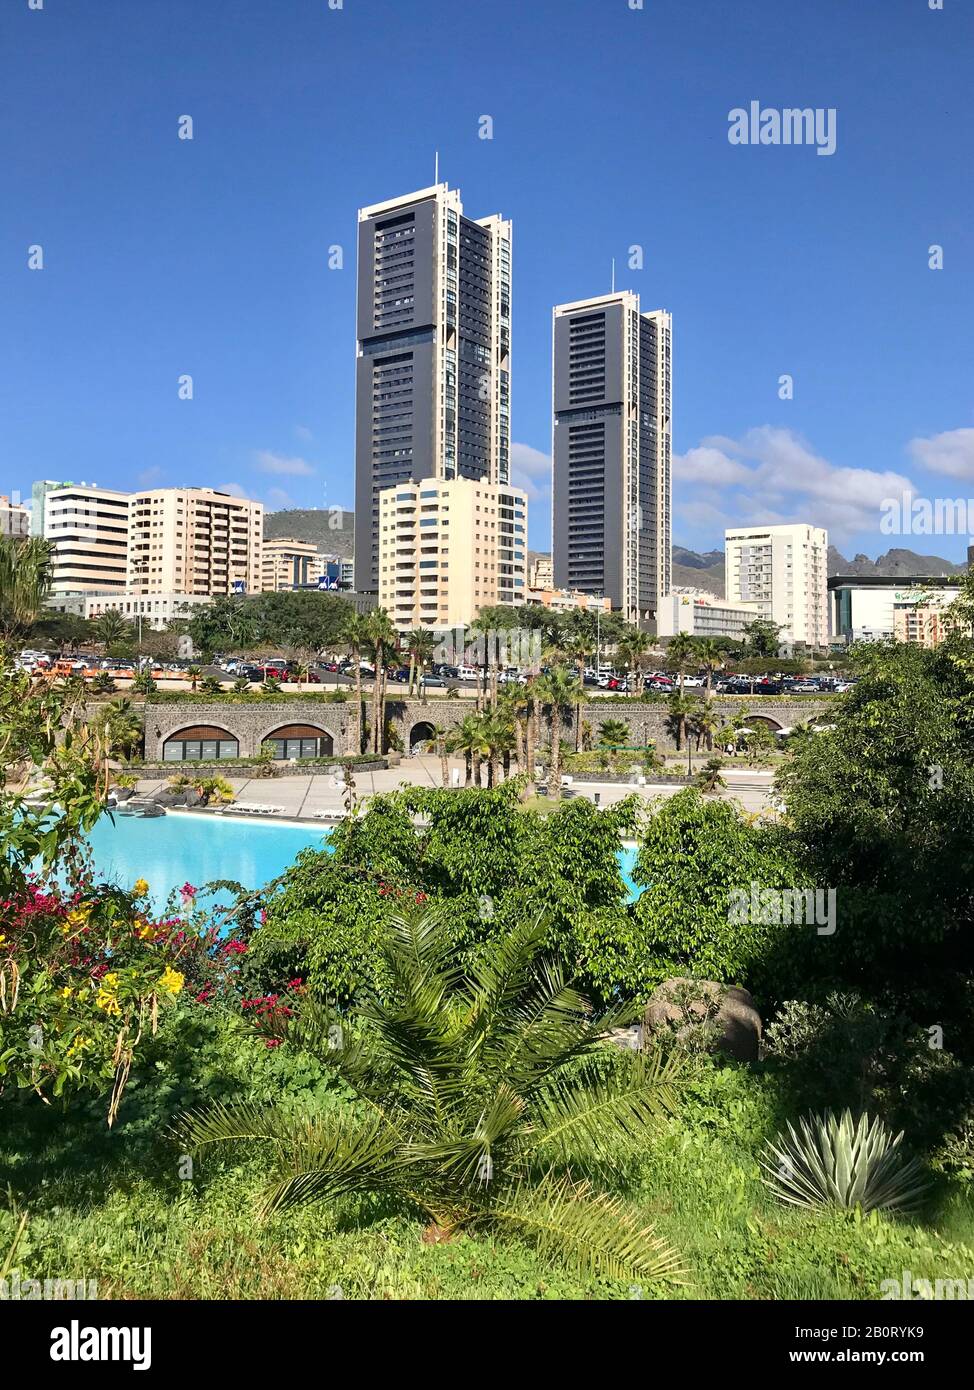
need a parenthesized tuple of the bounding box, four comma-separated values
(434, 150, 439, 184)
(611, 257, 616, 293)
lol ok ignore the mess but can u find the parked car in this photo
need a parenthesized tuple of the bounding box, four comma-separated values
(456, 664, 479, 681)
(420, 674, 447, 688)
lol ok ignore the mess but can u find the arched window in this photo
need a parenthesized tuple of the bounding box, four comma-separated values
(261, 725, 334, 760)
(409, 721, 436, 752)
(163, 726, 239, 762)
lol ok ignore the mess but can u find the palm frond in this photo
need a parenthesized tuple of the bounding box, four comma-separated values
(489, 1173, 685, 1285)
(529, 1051, 682, 1162)
(258, 1112, 407, 1217)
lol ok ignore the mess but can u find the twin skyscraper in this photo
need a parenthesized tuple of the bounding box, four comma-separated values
(353, 181, 671, 629)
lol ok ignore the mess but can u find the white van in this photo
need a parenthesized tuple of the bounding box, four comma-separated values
(456, 664, 480, 681)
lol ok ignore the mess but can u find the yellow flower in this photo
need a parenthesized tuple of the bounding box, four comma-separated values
(157, 967, 184, 996)
(0, 935, 6, 947)
(133, 878, 149, 896)
(95, 972, 121, 1016)
(66, 1034, 91, 1058)
(60, 986, 73, 999)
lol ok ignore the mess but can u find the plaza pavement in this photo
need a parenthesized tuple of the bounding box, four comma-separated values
(135, 756, 776, 820)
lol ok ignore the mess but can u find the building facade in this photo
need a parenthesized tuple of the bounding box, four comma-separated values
(353, 182, 512, 594)
(552, 292, 672, 625)
(0, 494, 30, 539)
(45, 590, 212, 631)
(527, 586, 611, 614)
(378, 477, 527, 631)
(656, 590, 763, 640)
(725, 523, 828, 646)
(43, 483, 131, 593)
(261, 537, 324, 592)
(829, 575, 963, 645)
(128, 488, 263, 597)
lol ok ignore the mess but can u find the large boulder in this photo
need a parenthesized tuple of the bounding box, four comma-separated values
(643, 978, 762, 1062)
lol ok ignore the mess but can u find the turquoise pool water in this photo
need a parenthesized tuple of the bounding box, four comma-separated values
(79, 812, 641, 909)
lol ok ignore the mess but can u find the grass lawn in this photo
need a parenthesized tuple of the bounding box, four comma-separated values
(3, 1048, 972, 1300)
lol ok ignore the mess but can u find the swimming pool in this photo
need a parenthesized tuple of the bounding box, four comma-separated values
(78, 811, 641, 908)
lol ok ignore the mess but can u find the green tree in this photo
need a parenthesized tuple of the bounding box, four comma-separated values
(179, 903, 684, 1286)
(665, 632, 698, 694)
(364, 608, 397, 754)
(404, 627, 438, 697)
(340, 610, 371, 756)
(598, 719, 629, 750)
(696, 638, 729, 698)
(96, 698, 144, 760)
(91, 609, 135, 649)
(448, 714, 491, 787)
(617, 629, 651, 699)
(743, 618, 783, 659)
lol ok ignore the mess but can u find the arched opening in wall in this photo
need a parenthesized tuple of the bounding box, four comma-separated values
(163, 726, 239, 762)
(409, 721, 436, 753)
(261, 725, 334, 760)
(747, 715, 783, 731)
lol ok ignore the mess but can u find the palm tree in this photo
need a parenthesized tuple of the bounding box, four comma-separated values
(688, 703, 722, 753)
(0, 536, 51, 642)
(666, 632, 698, 695)
(664, 691, 696, 753)
(481, 709, 516, 786)
(186, 664, 202, 692)
(405, 627, 438, 698)
(697, 757, 726, 794)
(178, 905, 684, 1285)
(497, 682, 528, 775)
(617, 629, 651, 699)
(597, 718, 629, 750)
(423, 723, 452, 787)
(558, 635, 590, 751)
(341, 611, 371, 755)
(534, 666, 581, 799)
(91, 608, 135, 649)
(448, 714, 491, 787)
(97, 697, 144, 760)
(696, 639, 728, 699)
(365, 608, 398, 754)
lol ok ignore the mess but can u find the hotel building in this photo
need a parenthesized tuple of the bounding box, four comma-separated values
(127, 488, 263, 597)
(42, 483, 131, 593)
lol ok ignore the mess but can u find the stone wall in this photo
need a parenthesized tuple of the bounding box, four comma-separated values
(144, 695, 834, 760)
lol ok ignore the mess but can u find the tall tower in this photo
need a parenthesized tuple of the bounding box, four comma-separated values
(353, 182, 512, 594)
(551, 292, 671, 624)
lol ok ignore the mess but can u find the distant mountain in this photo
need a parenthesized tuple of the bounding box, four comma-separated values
(673, 545, 724, 596)
(264, 507, 354, 558)
(828, 544, 968, 578)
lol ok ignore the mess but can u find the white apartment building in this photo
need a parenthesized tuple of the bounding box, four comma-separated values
(128, 488, 263, 597)
(656, 590, 763, 640)
(724, 523, 828, 645)
(43, 483, 131, 593)
(261, 537, 324, 592)
(378, 477, 527, 631)
(527, 586, 611, 615)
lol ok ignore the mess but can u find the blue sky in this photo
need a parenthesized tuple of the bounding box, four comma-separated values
(2, 0, 972, 559)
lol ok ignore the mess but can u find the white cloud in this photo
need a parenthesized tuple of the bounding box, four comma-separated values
(266, 487, 296, 510)
(675, 426, 915, 542)
(138, 466, 163, 486)
(294, 424, 314, 443)
(907, 428, 974, 480)
(254, 450, 316, 477)
(217, 482, 252, 500)
(511, 441, 551, 502)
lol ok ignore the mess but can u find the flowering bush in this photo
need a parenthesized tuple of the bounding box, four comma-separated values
(0, 876, 251, 1124)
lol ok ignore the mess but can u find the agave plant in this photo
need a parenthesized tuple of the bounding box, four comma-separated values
(178, 906, 685, 1285)
(760, 1109, 929, 1214)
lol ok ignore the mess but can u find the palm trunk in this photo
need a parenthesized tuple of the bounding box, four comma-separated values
(464, 753, 472, 787)
(515, 715, 525, 773)
(408, 653, 416, 698)
(473, 753, 482, 787)
(575, 660, 584, 751)
(550, 708, 562, 799)
(438, 736, 449, 787)
(489, 751, 499, 786)
(371, 648, 382, 754)
(353, 653, 363, 755)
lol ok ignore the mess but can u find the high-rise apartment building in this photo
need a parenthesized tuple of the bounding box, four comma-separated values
(378, 478, 527, 631)
(354, 182, 512, 594)
(261, 537, 323, 592)
(552, 292, 672, 625)
(43, 483, 131, 593)
(128, 488, 263, 597)
(725, 523, 828, 646)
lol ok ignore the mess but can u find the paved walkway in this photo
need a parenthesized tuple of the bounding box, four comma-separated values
(136, 757, 776, 820)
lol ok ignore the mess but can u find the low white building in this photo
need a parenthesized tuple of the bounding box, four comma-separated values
(44, 590, 213, 631)
(829, 575, 963, 643)
(656, 589, 762, 640)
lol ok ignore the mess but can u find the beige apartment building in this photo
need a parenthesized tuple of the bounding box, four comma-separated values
(0, 494, 30, 539)
(128, 488, 263, 597)
(43, 483, 131, 593)
(527, 586, 611, 615)
(724, 523, 828, 646)
(378, 477, 527, 631)
(261, 537, 324, 592)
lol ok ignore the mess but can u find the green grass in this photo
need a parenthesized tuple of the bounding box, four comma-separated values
(3, 1051, 971, 1301)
